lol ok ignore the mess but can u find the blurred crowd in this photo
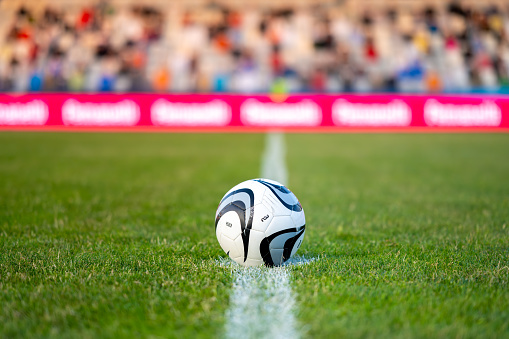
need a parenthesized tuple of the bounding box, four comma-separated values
(2, 1, 509, 93)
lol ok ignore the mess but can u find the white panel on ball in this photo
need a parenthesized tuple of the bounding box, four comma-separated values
(246, 229, 265, 261)
(218, 211, 243, 240)
(219, 234, 238, 258)
(291, 209, 305, 228)
(264, 216, 293, 240)
(251, 203, 273, 232)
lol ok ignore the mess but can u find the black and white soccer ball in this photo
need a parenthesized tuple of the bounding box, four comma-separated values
(215, 179, 305, 267)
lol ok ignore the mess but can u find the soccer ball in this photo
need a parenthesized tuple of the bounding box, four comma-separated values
(215, 178, 305, 267)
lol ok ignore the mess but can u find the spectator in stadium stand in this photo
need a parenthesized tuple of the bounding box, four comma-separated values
(2, 1, 509, 94)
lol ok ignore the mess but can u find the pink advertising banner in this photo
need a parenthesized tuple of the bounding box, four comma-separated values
(0, 94, 508, 132)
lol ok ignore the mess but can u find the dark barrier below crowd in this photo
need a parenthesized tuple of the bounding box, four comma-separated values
(1, 94, 508, 132)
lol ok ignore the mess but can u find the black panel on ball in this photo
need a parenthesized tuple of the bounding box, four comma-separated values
(259, 225, 305, 267)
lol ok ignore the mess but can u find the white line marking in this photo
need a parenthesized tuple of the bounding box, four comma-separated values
(223, 132, 302, 339)
(219, 256, 312, 339)
(261, 132, 288, 186)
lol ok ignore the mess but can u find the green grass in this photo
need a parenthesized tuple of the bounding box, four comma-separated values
(1, 132, 508, 338)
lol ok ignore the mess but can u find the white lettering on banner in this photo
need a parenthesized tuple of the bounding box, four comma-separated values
(424, 99, 502, 126)
(241, 99, 322, 126)
(62, 99, 140, 126)
(332, 99, 412, 126)
(151, 99, 231, 126)
(0, 100, 49, 125)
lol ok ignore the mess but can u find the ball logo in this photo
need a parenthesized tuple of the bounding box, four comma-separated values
(62, 99, 140, 126)
(332, 99, 412, 126)
(241, 99, 322, 127)
(0, 100, 49, 126)
(424, 99, 502, 126)
(151, 99, 231, 126)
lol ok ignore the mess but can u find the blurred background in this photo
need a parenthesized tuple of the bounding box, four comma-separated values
(1, 0, 509, 94)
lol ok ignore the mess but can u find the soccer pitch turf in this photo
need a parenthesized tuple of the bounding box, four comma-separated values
(1, 132, 508, 338)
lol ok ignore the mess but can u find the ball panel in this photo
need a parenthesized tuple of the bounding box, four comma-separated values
(219, 234, 239, 258)
(268, 227, 296, 250)
(232, 235, 246, 259)
(289, 231, 305, 258)
(255, 178, 302, 213)
(262, 193, 286, 215)
(271, 200, 293, 216)
(283, 227, 305, 261)
(246, 229, 265, 262)
(291, 209, 305, 228)
(270, 249, 284, 266)
(221, 180, 266, 206)
(217, 210, 243, 240)
(265, 215, 294, 237)
(215, 194, 233, 219)
(250, 203, 273, 232)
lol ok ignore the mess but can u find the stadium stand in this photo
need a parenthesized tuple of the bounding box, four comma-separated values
(1, 0, 509, 93)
